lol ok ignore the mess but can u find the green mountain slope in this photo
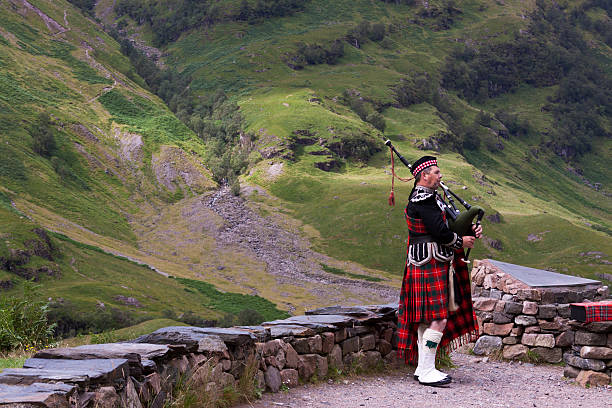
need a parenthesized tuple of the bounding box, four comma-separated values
(0, 0, 289, 333)
(1, 0, 610, 339)
(108, 0, 611, 280)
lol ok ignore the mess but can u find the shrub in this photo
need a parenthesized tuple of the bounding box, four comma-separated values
(30, 113, 56, 157)
(0, 281, 56, 350)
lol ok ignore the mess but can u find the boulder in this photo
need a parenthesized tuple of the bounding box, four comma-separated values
(537, 304, 557, 319)
(120, 377, 143, 408)
(563, 352, 607, 371)
(534, 334, 555, 348)
(503, 337, 517, 345)
(538, 319, 562, 331)
(291, 338, 310, 354)
(264, 366, 281, 393)
(521, 333, 538, 347)
(359, 335, 376, 351)
(492, 312, 513, 324)
(377, 339, 393, 356)
(284, 343, 299, 369)
(563, 365, 581, 378)
(341, 336, 359, 356)
(585, 321, 612, 334)
(483, 323, 513, 336)
(555, 331, 575, 348)
(504, 302, 523, 315)
(532, 347, 562, 363)
(575, 331, 607, 346)
(522, 301, 538, 315)
(328, 344, 343, 370)
(315, 354, 328, 378)
(93, 386, 120, 408)
(503, 345, 528, 360)
(335, 328, 348, 342)
(575, 370, 611, 388)
(308, 335, 323, 354)
(515, 315, 537, 326)
(262, 339, 283, 357)
(321, 332, 335, 354)
(580, 346, 612, 360)
(297, 354, 317, 381)
(556, 304, 571, 318)
(363, 351, 382, 369)
(472, 336, 502, 356)
(280, 369, 299, 388)
(473, 298, 497, 312)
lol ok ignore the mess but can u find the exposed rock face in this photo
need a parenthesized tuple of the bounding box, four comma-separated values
(151, 145, 215, 194)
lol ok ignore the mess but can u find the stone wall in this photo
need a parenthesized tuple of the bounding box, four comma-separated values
(0, 305, 398, 407)
(471, 260, 611, 386)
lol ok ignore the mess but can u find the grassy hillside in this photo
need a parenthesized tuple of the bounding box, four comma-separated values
(0, 0, 610, 343)
(120, 0, 611, 280)
(0, 0, 290, 336)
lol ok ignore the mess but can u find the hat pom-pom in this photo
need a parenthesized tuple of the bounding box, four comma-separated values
(388, 190, 395, 206)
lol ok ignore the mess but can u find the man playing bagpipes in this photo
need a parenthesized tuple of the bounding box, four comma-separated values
(390, 154, 482, 387)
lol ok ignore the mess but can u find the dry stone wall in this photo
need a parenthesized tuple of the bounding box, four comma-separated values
(471, 260, 612, 386)
(0, 305, 399, 407)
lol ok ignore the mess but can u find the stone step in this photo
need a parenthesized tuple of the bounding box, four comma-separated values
(33, 343, 172, 378)
(0, 358, 129, 386)
(0, 382, 76, 407)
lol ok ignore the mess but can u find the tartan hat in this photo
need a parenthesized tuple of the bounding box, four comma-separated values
(411, 155, 438, 176)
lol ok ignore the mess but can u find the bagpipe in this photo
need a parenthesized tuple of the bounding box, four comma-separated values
(384, 140, 484, 262)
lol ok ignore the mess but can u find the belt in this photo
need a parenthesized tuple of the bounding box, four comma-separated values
(408, 235, 434, 244)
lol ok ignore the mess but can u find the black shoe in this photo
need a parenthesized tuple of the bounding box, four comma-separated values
(418, 376, 452, 387)
(414, 374, 452, 381)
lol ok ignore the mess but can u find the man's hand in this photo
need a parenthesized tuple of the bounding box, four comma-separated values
(472, 224, 483, 239)
(462, 236, 476, 248)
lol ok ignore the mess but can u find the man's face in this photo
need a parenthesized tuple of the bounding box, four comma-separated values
(422, 166, 442, 189)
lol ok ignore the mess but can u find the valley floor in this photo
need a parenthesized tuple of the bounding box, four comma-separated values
(235, 353, 611, 408)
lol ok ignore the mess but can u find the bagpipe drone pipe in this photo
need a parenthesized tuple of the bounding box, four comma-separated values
(384, 140, 485, 262)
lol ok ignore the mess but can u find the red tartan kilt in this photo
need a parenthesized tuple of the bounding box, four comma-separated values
(404, 258, 449, 323)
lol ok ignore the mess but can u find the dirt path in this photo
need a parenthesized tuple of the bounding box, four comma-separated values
(235, 353, 611, 408)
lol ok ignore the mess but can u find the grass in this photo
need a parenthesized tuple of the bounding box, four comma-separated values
(175, 277, 290, 322)
(320, 263, 383, 282)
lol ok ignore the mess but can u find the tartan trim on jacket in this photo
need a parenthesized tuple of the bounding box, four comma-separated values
(405, 211, 428, 234)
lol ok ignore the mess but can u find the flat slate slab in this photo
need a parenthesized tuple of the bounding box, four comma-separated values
(306, 304, 398, 323)
(0, 382, 76, 406)
(262, 315, 356, 331)
(265, 325, 317, 338)
(131, 326, 252, 350)
(34, 343, 171, 362)
(234, 326, 271, 342)
(0, 358, 129, 386)
(487, 259, 601, 288)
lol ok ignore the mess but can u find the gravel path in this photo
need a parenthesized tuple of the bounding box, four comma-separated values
(235, 353, 611, 408)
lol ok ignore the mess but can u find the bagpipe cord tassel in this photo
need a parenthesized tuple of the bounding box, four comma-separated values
(388, 145, 414, 206)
